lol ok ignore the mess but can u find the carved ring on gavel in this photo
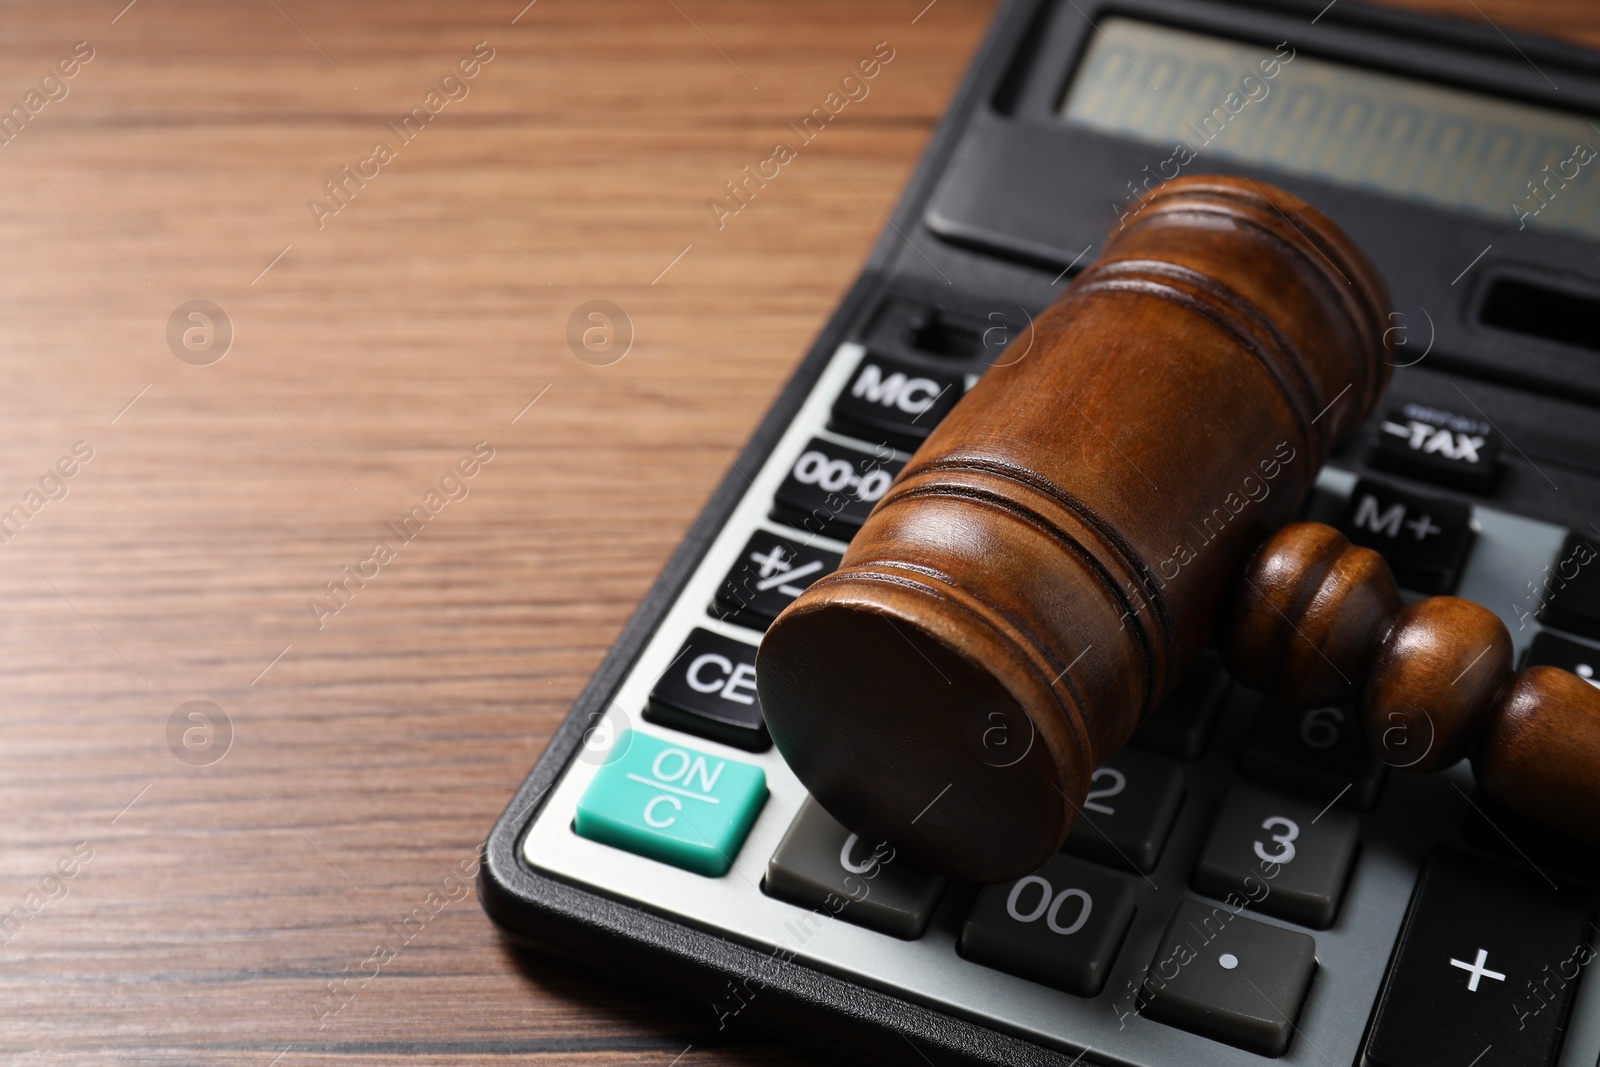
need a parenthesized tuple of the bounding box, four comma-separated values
(756, 173, 1600, 884)
(1224, 521, 1600, 848)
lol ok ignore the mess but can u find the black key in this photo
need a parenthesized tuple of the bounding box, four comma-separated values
(1063, 748, 1184, 874)
(1298, 485, 1346, 526)
(1139, 899, 1317, 1057)
(1337, 477, 1474, 593)
(644, 628, 769, 751)
(771, 438, 904, 540)
(1369, 403, 1500, 492)
(711, 530, 840, 631)
(1132, 651, 1232, 760)
(959, 853, 1136, 997)
(1191, 785, 1359, 929)
(828, 352, 964, 451)
(1463, 788, 1600, 882)
(763, 798, 946, 939)
(1536, 532, 1600, 641)
(1240, 699, 1387, 809)
(1523, 629, 1600, 688)
(1364, 848, 1593, 1067)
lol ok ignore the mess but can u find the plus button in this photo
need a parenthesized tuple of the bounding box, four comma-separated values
(1449, 948, 1507, 992)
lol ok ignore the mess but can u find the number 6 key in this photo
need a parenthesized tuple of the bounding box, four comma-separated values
(1240, 698, 1388, 809)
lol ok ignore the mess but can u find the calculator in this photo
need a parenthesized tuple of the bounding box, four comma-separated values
(480, 0, 1600, 1063)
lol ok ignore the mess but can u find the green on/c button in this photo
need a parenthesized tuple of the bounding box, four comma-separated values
(574, 730, 768, 876)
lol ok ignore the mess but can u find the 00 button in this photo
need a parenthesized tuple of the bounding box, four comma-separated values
(958, 854, 1136, 997)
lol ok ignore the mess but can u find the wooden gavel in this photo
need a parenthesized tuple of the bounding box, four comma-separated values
(756, 175, 1600, 884)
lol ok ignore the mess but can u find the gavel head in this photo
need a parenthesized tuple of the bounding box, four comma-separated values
(757, 176, 1394, 883)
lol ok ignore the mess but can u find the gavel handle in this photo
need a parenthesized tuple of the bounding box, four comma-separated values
(1220, 522, 1600, 844)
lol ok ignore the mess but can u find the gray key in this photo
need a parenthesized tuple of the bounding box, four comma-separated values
(959, 853, 1136, 997)
(1191, 785, 1359, 929)
(1063, 747, 1185, 874)
(762, 798, 946, 939)
(1139, 899, 1318, 1056)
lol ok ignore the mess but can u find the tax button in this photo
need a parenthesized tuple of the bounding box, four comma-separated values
(574, 730, 768, 877)
(1370, 404, 1500, 492)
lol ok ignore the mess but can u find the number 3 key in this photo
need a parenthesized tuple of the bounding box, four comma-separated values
(1191, 785, 1360, 929)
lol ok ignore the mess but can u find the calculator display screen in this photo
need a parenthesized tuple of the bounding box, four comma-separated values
(1059, 18, 1600, 239)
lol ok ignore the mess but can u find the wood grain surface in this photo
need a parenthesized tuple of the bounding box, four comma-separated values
(0, 1, 1592, 1064)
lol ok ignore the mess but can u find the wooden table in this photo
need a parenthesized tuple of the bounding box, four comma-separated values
(1, 0, 1593, 1063)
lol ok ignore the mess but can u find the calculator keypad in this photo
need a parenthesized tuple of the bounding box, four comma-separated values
(1138, 899, 1318, 1057)
(1240, 698, 1387, 809)
(1063, 747, 1185, 874)
(763, 798, 946, 939)
(1191, 785, 1359, 929)
(523, 338, 1600, 1067)
(958, 853, 1136, 997)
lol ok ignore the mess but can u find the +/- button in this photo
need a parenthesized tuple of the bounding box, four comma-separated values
(574, 730, 768, 877)
(711, 530, 840, 631)
(645, 628, 769, 751)
(763, 798, 946, 939)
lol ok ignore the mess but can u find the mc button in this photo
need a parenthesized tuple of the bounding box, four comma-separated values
(828, 352, 964, 451)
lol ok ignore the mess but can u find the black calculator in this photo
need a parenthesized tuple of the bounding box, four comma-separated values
(481, 0, 1600, 1062)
